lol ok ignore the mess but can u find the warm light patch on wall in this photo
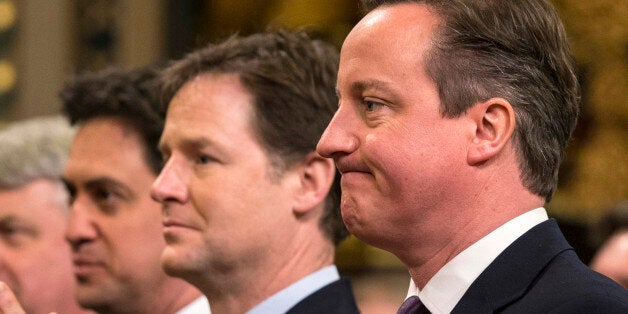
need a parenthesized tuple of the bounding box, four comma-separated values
(0, 0, 16, 115)
(0, 59, 15, 93)
(0, 0, 16, 31)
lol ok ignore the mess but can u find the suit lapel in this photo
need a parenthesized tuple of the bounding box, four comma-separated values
(452, 219, 573, 313)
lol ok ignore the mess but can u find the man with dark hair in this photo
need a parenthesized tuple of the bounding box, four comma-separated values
(60, 67, 210, 314)
(317, 0, 628, 312)
(151, 30, 359, 313)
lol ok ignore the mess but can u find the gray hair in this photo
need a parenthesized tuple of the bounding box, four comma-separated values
(0, 115, 75, 188)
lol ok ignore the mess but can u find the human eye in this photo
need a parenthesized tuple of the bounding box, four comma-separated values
(90, 186, 121, 214)
(362, 98, 385, 112)
(357, 96, 392, 127)
(64, 181, 77, 205)
(94, 188, 113, 201)
(0, 224, 17, 238)
(196, 153, 217, 165)
(186, 140, 221, 168)
(0, 222, 34, 248)
(159, 153, 170, 169)
(365, 100, 382, 112)
(159, 146, 171, 167)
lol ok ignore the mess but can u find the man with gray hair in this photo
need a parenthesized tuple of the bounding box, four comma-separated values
(0, 116, 91, 314)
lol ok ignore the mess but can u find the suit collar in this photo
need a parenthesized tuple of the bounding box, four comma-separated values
(411, 208, 548, 313)
(452, 219, 573, 313)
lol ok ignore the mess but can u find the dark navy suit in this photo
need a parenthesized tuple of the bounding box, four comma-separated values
(452, 219, 628, 313)
(286, 278, 360, 314)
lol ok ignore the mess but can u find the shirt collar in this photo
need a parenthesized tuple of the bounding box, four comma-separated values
(176, 296, 211, 314)
(406, 207, 548, 314)
(247, 265, 340, 314)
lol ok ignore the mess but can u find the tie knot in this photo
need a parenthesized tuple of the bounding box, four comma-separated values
(398, 295, 426, 314)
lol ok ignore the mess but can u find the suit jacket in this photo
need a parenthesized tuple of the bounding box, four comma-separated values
(452, 219, 628, 313)
(286, 277, 360, 314)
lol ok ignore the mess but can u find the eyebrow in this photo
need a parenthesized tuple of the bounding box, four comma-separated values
(160, 136, 216, 154)
(0, 215, 18, 226)
(85, 177, 126, 188)
(64, 176, 132, 197)
(350, 79, 395, 94)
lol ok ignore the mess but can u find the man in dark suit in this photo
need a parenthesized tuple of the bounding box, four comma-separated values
(151, 30, 359, 313)
(316, 0, 628, 312)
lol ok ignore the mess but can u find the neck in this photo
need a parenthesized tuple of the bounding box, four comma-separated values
(158, 283, 204, 314)
(95, 279, 203, 314)
(43, 302, 94, 314)
(398, 161, 545, 289)
(201, 231, 335, 314)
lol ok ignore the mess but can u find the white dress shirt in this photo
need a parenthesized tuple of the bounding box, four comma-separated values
(176, 295, 211, 314)
(405, 207, 549, 314)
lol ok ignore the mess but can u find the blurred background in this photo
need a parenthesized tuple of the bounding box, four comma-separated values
(0, 0, 626, 311)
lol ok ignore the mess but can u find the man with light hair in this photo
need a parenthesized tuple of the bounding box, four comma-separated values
(0, 116, 92, 314)
(317, 0, 628, 312)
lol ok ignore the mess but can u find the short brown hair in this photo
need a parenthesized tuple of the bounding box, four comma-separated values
(361, 0, 580, 202)
(160, 30, 348, 244)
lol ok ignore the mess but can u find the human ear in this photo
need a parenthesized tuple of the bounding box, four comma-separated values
(292, 152, 336, 215)
(467, 97, 515, 165)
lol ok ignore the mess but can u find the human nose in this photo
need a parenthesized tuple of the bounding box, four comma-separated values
(317, 104, 359, 159)
(65, 198, 98, 248)
(151, 156, 189, 204)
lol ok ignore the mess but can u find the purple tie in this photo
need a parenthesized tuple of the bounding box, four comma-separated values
(397, 295, 429, 314)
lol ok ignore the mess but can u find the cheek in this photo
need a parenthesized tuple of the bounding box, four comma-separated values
(188, 177, 222, 223)
(13, 243, 66, 293)
(365, 126, 463, 200)
(133, 214, 167, 252)
(0, 250, 21, 290)
(363, 131, 419, 192)
(190, 166, 272, 218)
(187, 177, 255, 243)
(109, 210, 165, 259)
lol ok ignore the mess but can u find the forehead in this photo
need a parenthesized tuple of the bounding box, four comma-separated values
(162, 73, 261, 149)
(358, 3, 439, 36)
(340, 3, 439, 76)
(65, 117, 154, 183)
(0, 180, 67, 223)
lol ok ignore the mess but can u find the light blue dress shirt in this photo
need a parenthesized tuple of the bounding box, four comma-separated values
(247, 265, 340, 314)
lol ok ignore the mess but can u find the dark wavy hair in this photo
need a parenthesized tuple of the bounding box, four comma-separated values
(59, 66, 164, 175)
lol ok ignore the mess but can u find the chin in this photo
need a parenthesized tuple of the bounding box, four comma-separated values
(341, 215, 369, 243)
(161, 261, 185, 278)
(161, 249, 183, 274)
(161, 248, 200, 279)
(75, 287, 106, 311)
(343, 218, 388, 251)
(341, 205, 363, 233)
